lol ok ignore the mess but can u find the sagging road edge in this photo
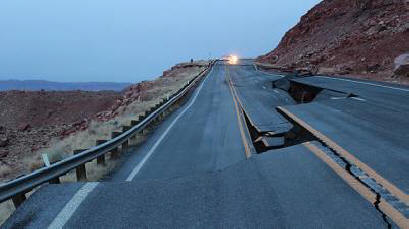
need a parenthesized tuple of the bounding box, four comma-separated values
(225, 64, 253, 158)
(304, 142, 409, 229)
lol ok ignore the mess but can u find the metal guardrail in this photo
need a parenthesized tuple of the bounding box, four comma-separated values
(0, 61, 216, 206)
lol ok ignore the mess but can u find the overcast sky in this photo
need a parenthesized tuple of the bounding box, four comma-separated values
(0, 0, 321, 83)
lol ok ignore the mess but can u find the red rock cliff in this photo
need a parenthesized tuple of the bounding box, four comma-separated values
(257, 0, 409, 80)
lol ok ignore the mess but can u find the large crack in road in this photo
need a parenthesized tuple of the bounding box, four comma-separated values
(235, 74, 407, 228)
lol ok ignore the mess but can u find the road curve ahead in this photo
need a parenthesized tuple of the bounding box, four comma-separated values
(3, 61, 399, 228)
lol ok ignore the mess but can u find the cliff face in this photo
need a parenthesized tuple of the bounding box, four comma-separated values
(258, 0, 409, 80)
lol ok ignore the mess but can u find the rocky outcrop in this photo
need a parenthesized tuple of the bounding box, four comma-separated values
(257, 0, 409, 82)
(0, 138, 8, 148)
(394, 53, 409, 77)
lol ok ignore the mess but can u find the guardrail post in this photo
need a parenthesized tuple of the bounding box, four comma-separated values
(112, 131, 121, 139)
(41, 154, 61, 184)
(12, 193, 26, 208)
(49, 177, 60, 184)
(74, 149, 87, 181)
(121, 126, 131, 149)
(111, 132, 121, 159)
(131, 120, 139, 126)
(129, 120, 139, 140)
(138, 115, 147, 134)
(96, 140, 107, 166)
(122, 140, 128, 151)
(153, 106, 160, 124)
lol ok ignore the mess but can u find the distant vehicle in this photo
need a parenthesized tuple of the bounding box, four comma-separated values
(221, 55, 239, 65)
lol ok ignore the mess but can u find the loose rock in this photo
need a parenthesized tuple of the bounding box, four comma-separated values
(394, 53, 409, 77)
(0, 138, 9, 147)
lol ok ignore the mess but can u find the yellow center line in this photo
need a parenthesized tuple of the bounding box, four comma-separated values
(277, 106, 409, 206)
(304, 142, 409, 229)
(225, 64, 252, 158)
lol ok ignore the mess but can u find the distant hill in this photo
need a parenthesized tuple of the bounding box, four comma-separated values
(0, 80, 132, 91)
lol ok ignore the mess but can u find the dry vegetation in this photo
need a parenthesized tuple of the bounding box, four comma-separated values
(0, 61, 209, 225)
(25, 64, 205, 173)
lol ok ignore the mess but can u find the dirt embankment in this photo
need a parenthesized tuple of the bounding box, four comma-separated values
(0, 91, 120, 176)
(0, 61, 208, 182)
(257, 0, 409, 84)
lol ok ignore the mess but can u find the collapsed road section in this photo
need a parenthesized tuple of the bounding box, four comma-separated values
(228, 60, 409, 228)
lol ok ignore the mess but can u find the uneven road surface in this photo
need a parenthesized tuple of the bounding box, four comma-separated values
(4, 60, 408, 228)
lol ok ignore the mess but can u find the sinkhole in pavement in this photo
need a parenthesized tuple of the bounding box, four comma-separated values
(273, 76, 358, 104)
(244, 76, 368, 154)
(242, 106, 316, 153)
(242, 77, 351, 154)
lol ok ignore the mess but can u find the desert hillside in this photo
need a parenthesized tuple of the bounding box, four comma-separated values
(257, 0, 409, 83)
(0, 61, 208, 182)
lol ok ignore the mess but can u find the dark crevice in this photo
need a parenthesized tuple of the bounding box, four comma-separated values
(272, 77, 358, 104)
(375, 194, 393, 229)
(277, 107, 392, 228)
(241, 106, 316, 154)
(319, 140, 393, 229)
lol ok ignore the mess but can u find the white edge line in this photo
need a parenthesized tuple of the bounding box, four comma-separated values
(253, 63, 285, 78)
(48, 182, 99, 229)
(254, 64, 408, 92)
(351, 97, 366, 102)
(316, 76, 409, 92)
(125, 64, 214, 182)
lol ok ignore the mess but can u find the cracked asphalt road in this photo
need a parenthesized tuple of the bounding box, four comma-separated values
(3, 61, 401, 228)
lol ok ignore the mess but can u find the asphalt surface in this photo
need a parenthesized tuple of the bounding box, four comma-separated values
(291, 76, 409, 111)
(285, 76, 409, 197)
(116, 62, 247, 182)
(228, 63, 295, 134)
(5, 145, 389, 229)
(282, 98, 409, 194)
(3, 61, 401, 228)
